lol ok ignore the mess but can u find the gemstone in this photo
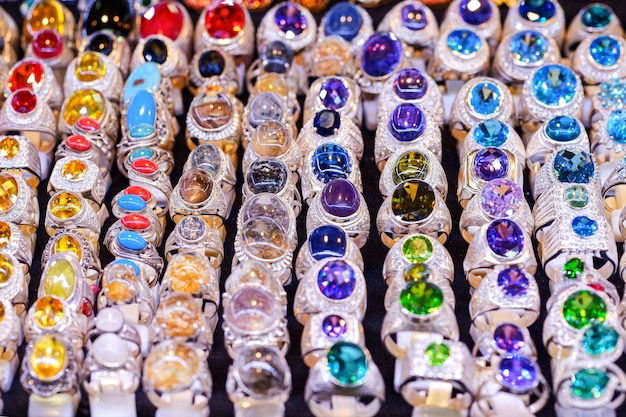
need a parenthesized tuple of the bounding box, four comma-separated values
(494, 323, 525, 352)
(446, 29, 482, 56)
(246, 158, 288, 194)
(459, 0, 493, 25)
(129, 148, 155, 163)
(0, 253, 13, 284)
(425, 342, 450, 366)
(0, 222, 10, 248)
(198, 50, 225, 77)
(43, 258, 76, 300)
(204, 1, 245, 39)
(125, 186, 152, 202)
(8, 60, 44, 92)
(469, 82, 502, 116)
(392, 151, 429, 185)
(112, 259, 141, 277)
(360, 32, 403, 77)
(404, 263, 431, 282)
(26, 0, 68, 38)
(581, 4, 613, 28)
(402, 235, 433, 263)
(131, 158, 158, 174)
(61, 159, 87, 181)
(0, 173, 18, 213)
(86, 32, 113, 56)
(248, 93, 284, 128)
(30, 335, 66, 380)
(140, 2, 184, 40)
(177, 216, 206, 241)
(312, 143, 351, 183)
(190, 144, 221, 176)
(192, 92, 232, 129)
(117, 231, 147, 251)
(486, 219, 525, 258)
(116, 194, 146, 212)
(62, 89, 105, 126)
(497, 267, 529, 297)
(317, 259, 356, 300)
(582, 322, 618, 356)
(571, 369, 609, 399)
(49, 192, 82, 219)
(52, 235, 82, 260)
(121, 214, 150, 230)
(32, 29, 63, 59)
(237, 346, 287, 397)
(480, 178, 523, 218)
(400, 280, 443, 315)
(606, 109, 626, 143)
(82, 0, 134, 37)
(76, 117, 100, 132)
(66, 135, 92, 152)
(393, 68, 428, 100)
(75, 52, 106, 82)
(473, 148, 509, 181)
(242, 217, 288, 261)
(327, 342, 367, 386)
(563, 258, 585, 279)
(313, 110, 341, 137)
(126, 91, 156, 138)
(518, 0, 556, 23)
(144, 342, 199, 392)
(563, 290, 607, 329)
(531, 65, 578, 107)
(321, 179, 360, 218)
(401, 4, 427, 31)
(589, 36, 621, 67)
(224, 287, 281, 333)
(572, 216, 598, 238)
(178, 169, 213, 204)
(243, 194, 290, 225)
(474, 120, 509, 147)
(142, 38, 168, 65)
(509, 31, 549, 65)
(389, 103, 426, 142)
(275, 2, 307, 37)
(123, 63, 161, 103)
(319, 78, 349, 110)
(11, 89, 37, 113)
(545, 115, 581, 142)
(261, 41, 294, 74)
(255, 73, 290, 96)
(322, 314, 347, 338)
(553, 149, 594, 183)
(34, 296, 65, 328)
(0, 137, 19, 159)
(309, 225, 347, 261)
(324, 2, 362, 41)
(498, 354, 537, 391)
(391, 180, 435, 222)
(156, 293, 202, 338)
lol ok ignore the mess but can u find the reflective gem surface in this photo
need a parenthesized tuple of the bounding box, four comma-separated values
(400, 280, 443, 315)
(480, 178, 523, 218)
(360, 32, 403, 77)
(82, 0, 134, 37)
(589, 36, 621, 67)
(50, 192, 82, 219)
(391, 180, 435, 222)
(494, 323, 525, 352)
(309, 225, 347, 261)
(393, 68, 428, 100)
(402, 235, 433, 263)
(562, 290, 606, 329)
(312, 143, 351, 183)
(62, 89, 105, 126)
(531, 65, 578, 107)
(474, 120, 509, 147)
(275, 2, 307, 37)
(392, 151, 429, 184)
(140, 2, 184, 40)
(320, 179, 360, 218)
(326, 342, 368, 386)
(8, 60, 44, 92)
(446, 29, 482, 55)
(553, 149, 594, 183)
(518, 0, 555, 23)
(246, 158, 288, 194)
(319, 78, 349, 110)
(322, 314, 347, 338)
(198, 50, 225, 77)
(30, 335, 66, 380)
(324, 2, 362, 41)
(401, 4, 427, 31)
(607, 109, 626, 143)
(497, 267, 529, 297)
(43, 258, 76, 300)
(498, 354, 537, 391)
(389, 103, 426, 142)
(571, 369, 609, 399)
(317, 259, 356, 300)
(486, 219, 525, 258)
(204, 1, 245, 39)
(509, 31, 549, 65)
(459, 0, 493, 25)
(34, 296, 65, 328)
(582, 322, 618, 356)
(469, 82, 502, 116)
(178, 169, 213, 204)
(142, 38, 168, 65)
(582, 4, 613, 28)
(425, 342, 450, 366)
(572, 216, 598, 238)
(545, 115, 581, 142)
(313, 110, 341, 137)
(32, 29, 63, 59)
(473, 148, 509, 181)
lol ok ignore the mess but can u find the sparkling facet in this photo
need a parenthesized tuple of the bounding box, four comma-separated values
(0, 223, 10, 249)
(204, 1, 245, 39)
(563, 290, 607, 329)
(317, 260, 356, 300)
(582, 322, 618, 356)
(486, 219, 525, 258)
(11, 89, 37, 113)
(469, 82, 502, 116)
(400, 280, 443, 315)
(571, 369, 609, 399)
(494, 323, 525, 352)
(446, 29, 482, 56)
(425, 342, 450, 366)
(43, 258, 76, 300)
(607, 109, 626, 143)
(589, 36, 621, 67)
(326, 342, 367, 386)
(480, 178, 524, 218)
(391, 180, 435, 222)
(498, 354, 537, 391)
(509, 31, 549, 65)
(34, 296, 65, 328)
(518, 0, 556, 23)
(531, 65, 578, 107)
(474, 120, 509, 147)
(553, 149, 594, 183)
(0, 173, 18, 213)
(473, 148, 509, 181)
(275, 2, 307, 37)
(8, 60, 44, 92)
(563, 258, 585, 279)
(61, 159, 87, 181)
(582, 4, 613, 28)
(319, 78, 349, 110)
(497, 267, 529, 297)
(62, 89, 105, 126)
(571, 216, 598, 237)
(402, 235, 433, 263)
(0, 137, 20, 159)
(404, 263, 431, 282)
(322, 314, 347, 338)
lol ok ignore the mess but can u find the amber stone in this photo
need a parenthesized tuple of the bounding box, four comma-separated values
(0, 253, 13, 284)
(0, 137, 20, 159)
(107, 281, 135, 303)
(192, 92, 232, 129)
(61, 159, 88, 181)
(25, 0, 69, 41)
(74, 52, 106, 82)
(62, 89, 106, 126)
(178, 169, 213, 204)
(0, 222, 11, 249)
(0, 173, 19, 213)
(34, 296, 65, 328)
(49, 192, 82, 219)
(29, 335, 67, 380)
(251, 120, 291, 158)
(156, 293, 202, 338)
(52, 235, 83, 261)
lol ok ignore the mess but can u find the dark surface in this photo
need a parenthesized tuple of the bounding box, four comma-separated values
(2, 0, 626, 416)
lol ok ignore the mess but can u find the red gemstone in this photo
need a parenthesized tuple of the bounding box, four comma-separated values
(588, 283, 605, 292)
(81, 299, 94, 317)
(32, 30, 63, 59)
(8, 60, 44, 93)
(11, 89, 37, 113)
(121, 213, 150, 230)
(141, 2, 185, 40)
(131, 158, 158, 174)
(204, 1, 245, 39)
(66, 135, 92, 152)
(125, 185, 152, 202)
(76, 117, 101, 132)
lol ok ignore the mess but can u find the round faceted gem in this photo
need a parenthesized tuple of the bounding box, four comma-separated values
(321, 179, 360, 218)
(82, 0, 134, 37)
(309, 225, 348, 261)
(131, 158, 158, 174)
(121, 214, 150, 230)
(447, 29, 482, 56)
(204, 1, 245, 39)
(317, 260, 356, 300)
(531, 65, 578, 107)
(192, 92, 232, 129)
(52, 235, 82, 260)
(125, 186, 152, 202)
(402, 235, 433, 263)
(474, 120, 509, 147)
(324, 2, 362, 42)
(178, 169, 213, 204)
(27, 0, 68, 37)
(142, 38, 168, 65)
(43, 258, 76, 300)
(0, 222, 11, 248)
(391, 180, 435, 222)
(117, 231, 147, 251)
(322, 314, 347, 338)
(261, 41, 294, 73)
(401, 4, 427, 31)
(582, 4, 613, 28)
(497, 267, 529, 298)
(225, 287, 281, 333)
(198, 50, 225, 77)
(589, 36, 621, 67)
(144, 342, 199, 392)
(247, 158, 288, 194)
(392, 151, 430, 185)
(480, 179, 524, 218)
(393, 68, 428, 100)
(275, 2, 307, 37)
(494, 323, 525, 352)
(563, 258, 585, 279)
(400, 280, 443, 315)
(0, 253, 13, 284)
(62, 89, 105, 126)
(404, 263, 431, 282)
(486, 219, 525, 258)
(61, 159, 87, 181)
(553, 149, 594, 183)
(237, 346, 288, 397)
(518, 0, 556, 23)
(425, 342, 450, 366)
(314, 110, 341, 137)
(582, 322, 618, 356)
(571, 369, 609, 399)
(129, 148, 155, 163)
(469, 82, 502, 116)
(65, 135, 92, 152)
(327, 342, 368, 386)
(473, 148, 509, 181)
(248, 93, 283, 128)
(11, 89, 37, 113)
(0, 173, 18, 213)
(0, 137, 20, 159)
(545, 115, 581, 142)
(572, 216, 598, 238)
(606, 109, 626, 144)
(75, 52, 106, 82)
(30, 335, 67, 380)
(117, 195, 146, 212)
(33, 30, 63, 59)
(34, 296, 65, 328)
(50, 192, 82, 219)
(76, 117, 100, 132)
(360, 32, 403, 77)
(319, 78, 349, 110)
(8, 60, 44, 92)
(312, 143, 352, 183)
(389, 103, 426, 142)
(498, 354, 537, 391)
(242, 217, 288, 261)
(459, 0, 493, 25)
(509, 31, 548, 65)
(141, 2, 184, 40)
(563, 290, 606, 329)
(86, 32, 113, 56)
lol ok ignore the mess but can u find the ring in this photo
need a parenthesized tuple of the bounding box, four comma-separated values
(183, 143, 237, 198)
(56, 134, 111, 184)
(573, 34, 626, 92)
(24, 296, 86, 353)
(189, 47, 239, 95)
(354, 31, 406, 96)
(428, 28, 490, 82)
(298, 110, 364, 161)
(306, 179, 370, 248)
(0, 297, 22, 363)
(164, 215, 224, 269)
(564, 3, 623, 58)
(0, 251, 28, 321)
(42, 229, 101, 286)
(502, 0, 566, 46)
(242, 92, 297, 147)
(257, 2, 316, 55)
(224, 260, 287, 313)
(139, 1, 193, 58)
(250, 73, 301, 123)
(127, 158, 174, 211)
(131, 34, 190, 90)
(306, 35, 352, 79)
(0, 172, 39, 236)
(463, 219, 537, 289)
(6, 58, 63, 110)
(590, 106, 626, 164)
(533, 147, 599, 201)
(379, 147, 447, 200)
(63, 51, 124, 106)
(104, 209, 164, 248)
(246, 40, 302, 96)
(77, 0, 137, 45)
(303, 76, 362, 128)
(318, 2, 374, 54)
(384, 263, 455, 311)
(119, 147, 174, 185)
(86, 308, 141, 359)
(48, 157, 107, 208)
(68, 117, 116, 162)
(123, 62, 176, 116)
(38, 253, 90, 315)
(300, 312, 365, 367)
(460, 120, 525, 172)
(554, 363, 626, 410)
(0, 220, 35, 268)
(0, 135, 42, 189)
(441, 0, 501, 52)
(243, 157, 302, 217)
(78, 30, 132, 78)
(449, 77, 515, 141)
(120, 88, 177, 151)
(22, 0, 75, 51)
(242, 120, 303, 176)
(111, 186, 167, 233)
(237, 193, 298, 252)
(58, 88, 118, 140)
(472, 322, 538, 362)
(104, 230, 163, 288)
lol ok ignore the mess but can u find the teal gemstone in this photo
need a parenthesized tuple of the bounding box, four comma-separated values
(581, 4, 613, 29)
(468, 82, 502, 116)
(117, 231, 147, 251)
(545, 115, 581, 142)
(126, 90, 156, 138)
(553, 149, 594, 184)
(473, 120, 509, 147)
(598, 79, 626, 109)
(582, 322, 618, 356)
(123, 62, 161, 103)
(111, 259, 141, 277)
(509, 31, 548, 65)
(531, 64, 578, 107)
(589, 36, 621, 67)
(326, 342, 368, 386)
(519, 0, 555, 23)
(607, 109, 626, 144)
(129, 148, 155, 163)
(570, 368, 609, 399)
(446, 29, 482, 56)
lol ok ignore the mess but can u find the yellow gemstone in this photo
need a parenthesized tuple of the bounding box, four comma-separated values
(107, 280, 135, 303)
(34, 296, 64, 328)
(0, 253, 14, 285)
(52, 235, 82, 261)
(0, 222, 11, 249)
(29, 335, 67, 380)
(156, 294, 202, 338)
(62, 89, 106, 126)
(61, 159, 87, 181)
(255, 73, 289, 96)
(144, 342, 199, 392)
(25, 0, 67, 40)
(50, 192, 82, 219)
(42, 258, 76, 300)
(75, 52, 106, 82)
(0, 173, 19, 213)
(0, 302, 5, 324)
(0, 137, 20, 159)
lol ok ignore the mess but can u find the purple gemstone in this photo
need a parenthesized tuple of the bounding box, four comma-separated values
(486, 219, 525, 258)
(459, 0, 493, 26)
(321, 179, 361, 218)
(473, 148, 509, 181)
(498, 354, 537, 392)
(322, 314, 347, 338)
(401, 4, 428, 31)
(317, 260, 356, 300)
(480, 179, 524, 218)
(275, 2, 307, 37)
(319, 78, 349, 110)
(497, 267, 530, 298)
(494, 323, 526, 352)
(393, 68, 428, 100)
(389, 103, 426, 142)
(360, 32, 403, 77)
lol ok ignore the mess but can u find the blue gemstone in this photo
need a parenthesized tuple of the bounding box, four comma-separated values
(317, 259, 356, 300)
(129, 148, 155, 163)
(324, 2, 363, 42)
(275, 2, 307, 37)
(509, 31, 549, 65)
(322, 314, 347, 338)
(497, 267, 529, 298)
(401, 4, 427, 31)
(589, 36, 621, 67)
(469, 82, 503, 116)
(545, 115, 581, 142)
(314, 110, 341, 137)
(198, 50, 225, 77)
(519, 0, 556, 23)
(473, 148, 509, 181)
(389, 103, 426, 142)
(393, 68, 428, 100)
(447, 29, 482, 56)
(312, 143, 352, 183)
(319, 78, 349, 110)
(581, 4, 613, 28)
(112, 259, 141, 277)
(360, 32, 403, 77)
(598, 79, 626, 109)
(126, 90, 156, 138)
(531, 64, 578, 107)
(553, 149, 594, 183)
(261, 40, 294, 74)
(309, 225, 348, 260)
(117, 195, 147, 211)
(498, 354, 538, 391)
(572, 216, 598, 238)
(117, 231, 147, 251)
(607, 109, 626, 143)
(474, 120, 509, 147)
(459, 0, 493, 26)
(123, 62, 161, 103)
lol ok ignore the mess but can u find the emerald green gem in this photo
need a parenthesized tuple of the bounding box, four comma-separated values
(582, 322, 618, 356)
(404, 263, 431, 282)
(562, 290, 606, 329)
(425, 342, 450, 366)
(401, 235, 433, 263)
(563, 258, 584, 279)
(400, 280, 443, 316)
(326, 341, 368, 386)
(564, 186, 589, 209)
(392, 151, 430, 185)
(570, 368, 609, 399)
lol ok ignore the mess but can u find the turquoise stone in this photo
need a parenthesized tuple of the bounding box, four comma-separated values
(117, 195, 146, 211)
(571, 216, 598, 237)
(545, 115, 581, 142)
(446, 29, 482, 56)
(126, 90, 156, 138)
(123, 63, 161, 103)
(111, 259, 141, 277)
(570, 369, 610, 399)
(589, 36, 621, 67)
(473, 120, 509, 147)
(531, 64, 578, 107)
(582, 322, 618, 356)
(469, 82, 502, 116)
(607, 109, 626, 143)
(129, 148, 155, 163)
(117, 231, 147, 251)
(326, 342, 368, 386)
(581, 4, 613, 29)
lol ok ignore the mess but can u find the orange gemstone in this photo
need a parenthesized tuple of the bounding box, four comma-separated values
(156, 293, 202, 338)
(8, 60, 44, 93)
(25, 0, 68, 41)
(74, 52, 106, 82)
(0, 137, 20, 159)
(49, 192, 82, 219)
(178, 169, 213, 204)
(61, 159, 88, 181)
(0, 253, 13, 284)
(0, 222, 11, 249)
(255, 73, 289, 96)
(144, 341, 199, 392)
(0, 173, 19, 213)
(29, 335, 67, 380)
(107, 281, 135, 303)
(34, 296, 65, 328)
(52, 234, 83, 261)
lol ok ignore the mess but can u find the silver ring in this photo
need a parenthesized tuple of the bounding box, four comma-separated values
(257, 2, 317, 54)
(169, 168, 229, 224)
(502, 0, 566, 46)
(241, 92, 297, 147)
(0, 172, 39, 236)
(554, 362, 626, 410)
(104, 230, 163, 288)
(379, 147, 447, 200)
(164, 216, 224, 269)
(353, 31, 407, 96)
(573, 34, 626, 90)
(0, 251, 29, 319)
(0, 135, 42, 190)
(318, 2, 373, 54)
(590, 106, 626, 164)
(461, 120, 525, 164)
(130, 34, 190, 90)
(384, 263, 455, 311)
(564, 3, 623, 58)
(41, 228, 101, 286)
(472, 322, 538, 362)
(304, 76, 362, 128)
(224, 261, 286, 313)
(78, 30, 131, 78)
(37, 253, 89, 314)
(24, 295, 85, 353)
(428, 28, 490, 82)
(298, 109, 364, 161)
(242, 120, 302, 176)
(189, 47, 239, 95)
(64, 51, 123, 105)
(6, 58, 63, 110)
(58, 88, 118, 140)
(441, 0, 501, 52)
(48, 156, 107, 208)
(243, 157, 301, 217)
(0, 219, 36, 269)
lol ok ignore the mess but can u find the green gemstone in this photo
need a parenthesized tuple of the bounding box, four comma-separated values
(392, 151, 430, 185)
(391, 180, 436, 222)
(564, 186, 589, 209)
(404, 263, 431, 282)
(563, 258, 584, 279)
(425, 342, 450, 366)
(400, 280, 443, 316)
(562, 290, 607, 329)
(570, 368, 610, 399)
(326, 341, 368, 386)
(402, 235, 433, 263)
(582, 322, 618, 356)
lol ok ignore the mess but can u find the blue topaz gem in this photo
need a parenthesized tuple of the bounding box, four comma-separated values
(319, 78, 349, 110)
(129, 148, 155, 163)
(275, 2, 307, 37)
(261, 40, 294, 74)
(123, 63, 161, 103)
(531, 64, 578, 107)
(572, 216, 598, 238)
(474, 120, 509, 147)
(198, 50, 225, 77)
(607, 109, 626, 144)
(324, 2, 363, 42)
(360, 32, 403, 77)
(126, 90, 156, 138)
(509, 31, 549, 65)
(312, 143, 352, 183)
(518, 0, 556, 23)
(582, 322, 619, 356)
(459, 0, 493, 26)
(469, 82, 503, 116)
(589, 36, 621, 67)
(246, 158, 288, 194)
(581, 4, 613, 29)
(317, 259, 356, 300)
(112, 259, 141, 277)
(389, 103, 426, 142)
(545, 115, 581, 142)
(553, 149, 594, 183)
(401, 4, 427, 31)
(314, 110, 341, 137)
(117, 195, 147, 211)
(309, 225, 348, 261)
(447, 29, 482, 56)
(117, 231, 147, 251)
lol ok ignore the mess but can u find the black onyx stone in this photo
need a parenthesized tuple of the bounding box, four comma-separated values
(261, 40, 294, 74)
(143, 38, 168, 64)
(246, 158, 288, 194)
(314, 110, 341, 137)
(82, 0, 135, 38)
(87, 32, 113, 56)
(198, 50, 226, 78)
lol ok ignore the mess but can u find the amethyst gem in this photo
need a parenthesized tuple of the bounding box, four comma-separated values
(498, 354, 538, 392)
(319, 78, 349, 110)
(486, 219, 525, 258)
(360, 32, 403, 77)
(393, 68, 428, 100)
(322, 314, 348, 338)
(401, 4, 427, 31)
(321, 179, 360, 218)
(389, 103, 426, 142)
(459, 0, 493, 26)
(317, 260, 356, 300)
(497, 267, 529, 298)
(473, 148, 510, 181)
(480, 179, 524, 218)
(275, 2, 307, 37)
(494, 323, 526, 352)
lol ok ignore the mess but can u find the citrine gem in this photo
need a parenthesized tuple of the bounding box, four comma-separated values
(52, 235, 82, 261)
(43, 258, 77, 300)
(0, 173, 19, 213)
(34, 296, 65, 328)
(0, 222, 11, 249)
(50, 192, 82, 219)
(75, 52, 106, 82)
(25, 0, 68, 40)
(62, 89, 106, 126)
(30, 335, 66, 380)
(0, 137, 20, 159)
(0, 253, 13, 284)
(107, 281, 135, 303)
(61, 159, 88, 181)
